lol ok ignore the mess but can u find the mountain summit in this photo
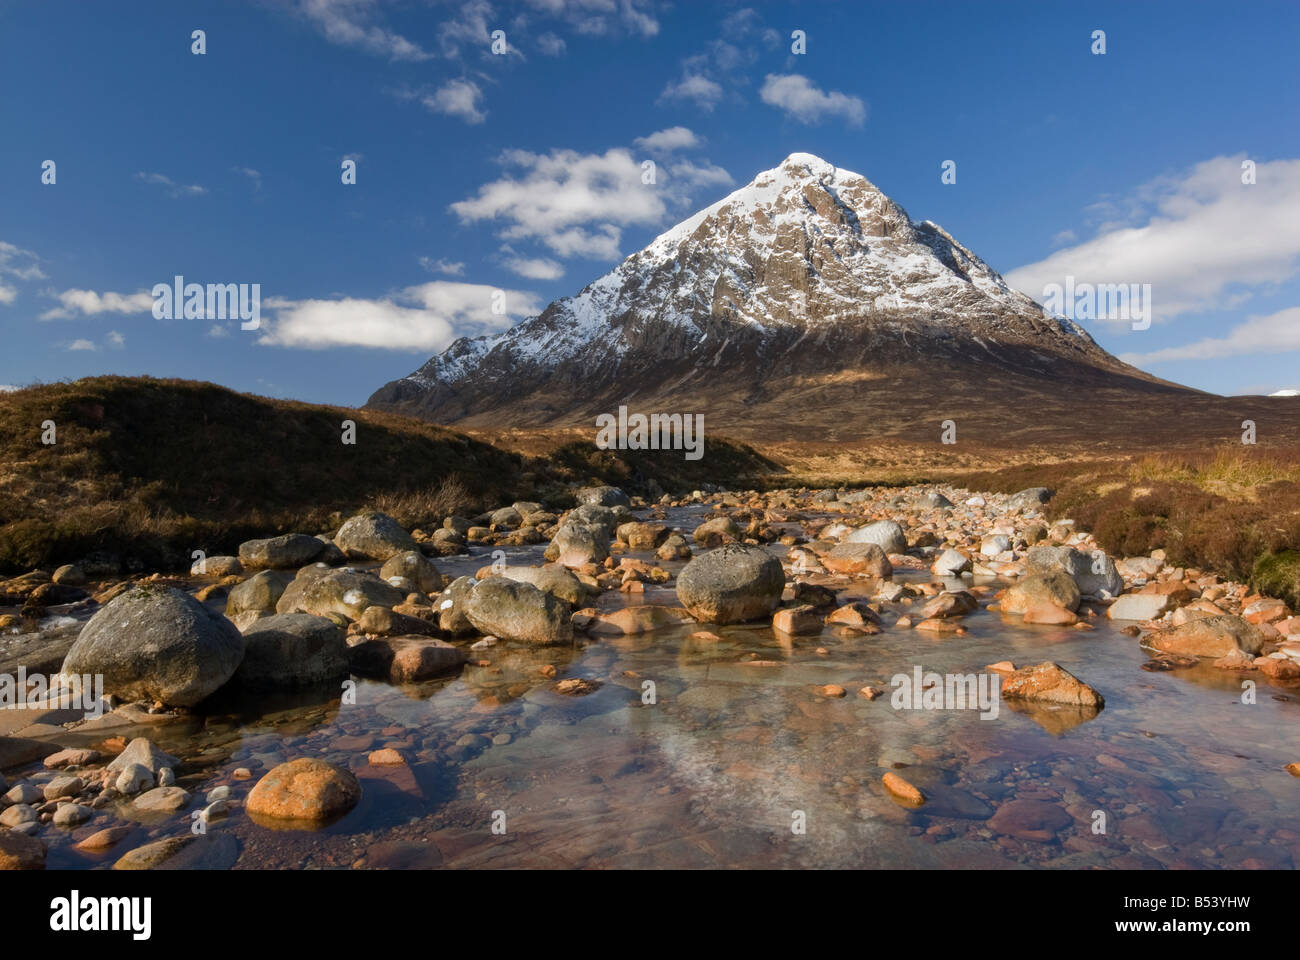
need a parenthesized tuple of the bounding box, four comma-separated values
(367, 153, 1182, 444)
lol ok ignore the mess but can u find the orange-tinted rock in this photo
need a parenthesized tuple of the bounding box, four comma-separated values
(1000, 661, 1104, 708)
(773, 605, 824, 635)
(882, 772, 924, 806)
(1148, 614, 1265, 659)
(246, 758, 360, 824)
(1022, 603, 1078, 625)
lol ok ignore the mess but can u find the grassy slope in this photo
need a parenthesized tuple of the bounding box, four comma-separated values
(0, 377, 781, 573)
(955, 447, 1300, 604)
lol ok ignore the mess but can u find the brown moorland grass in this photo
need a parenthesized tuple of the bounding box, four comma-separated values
(956, 445, 1300, 602)
(0, 377, 781, 573)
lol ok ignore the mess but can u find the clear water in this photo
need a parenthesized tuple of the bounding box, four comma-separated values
(15, 507, 1300, 869)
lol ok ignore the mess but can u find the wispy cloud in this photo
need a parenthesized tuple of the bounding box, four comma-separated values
(503, 255, 564, 280)
(232, 166, 263, 190)
(422, 78, 487, 124)
(634, 126, 700, 154)
(1120, 306, 1300, 365)
(258, 281, 543, 351)
(135, 171, 206, 197)
(658, 72, 723, 111)
(419, 257, 466, 276)
(759, 73, 866, 126)
(41, 289, 153, 320)
(293, 0, 434, 61)
(1008, 155, 1300, 328)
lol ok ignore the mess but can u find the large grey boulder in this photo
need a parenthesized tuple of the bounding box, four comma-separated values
(547, 522, 610, 567)
(61, 586, 244, 707)
(844, 520, 907, 555)
(676, 543, 785, 624)
(1025, 545, 1123, 599)
(378, 551, 443, 595)
(334, 511, 417, 561)
(1009, 487, 1054, 511)
(224, 570, 295, 631)
(275, 565, 404, 620)
(493, 564, 588, 608)
(465, 578, 573, 645)
(233, 613, 349, 688)
(575, 485, 630, 508)
(237, 534, 325, 570)
(437, 576, 478, 636)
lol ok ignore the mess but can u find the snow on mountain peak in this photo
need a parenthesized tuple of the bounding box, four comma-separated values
(396, 153, 1093, 388)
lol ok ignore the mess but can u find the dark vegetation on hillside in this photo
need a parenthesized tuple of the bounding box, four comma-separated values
(0, 377, 779, 573)
(956, 448, 1300, 606)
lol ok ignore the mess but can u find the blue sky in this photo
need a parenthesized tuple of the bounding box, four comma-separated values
(1, 0, 1298, 405)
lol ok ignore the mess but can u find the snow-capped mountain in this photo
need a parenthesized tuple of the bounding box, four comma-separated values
(367, 153, 1174, 441)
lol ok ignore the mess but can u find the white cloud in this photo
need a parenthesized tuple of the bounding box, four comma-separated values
(0, 384, 19, 392)
(419, 257, 466, 276)
(258, 281, 544, 351)
(658, 73, 723, 111)
(450, 148, 669, 260)
(295, 0, 433, 61)
(232, 166, 263, 190)
(0, 241, 44, 303)
(1008, 156, 1300, 328)
(667, 159, 733, 189)
(423, 79, 487, 124)
(536, 31, 566, 55)
(106, 330, 125, 348)
(66, 339, 96, 352)
(207, 324, 231, 338)
(523, 0, 659, 38)
(634, 126, 700, 154)
(135, 171, 206, 197)
(1270, 389, 1300, 397)
(759, 73, 866, 126)
(504, 256, 564, 280)
(41, 289, 153, 320)
(1119, 306, 1300, 365)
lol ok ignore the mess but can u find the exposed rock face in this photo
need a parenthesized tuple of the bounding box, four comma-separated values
(366, 153, 1173, 444)
(676, 543, 785, 624)
(61, 586, 244, 707)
